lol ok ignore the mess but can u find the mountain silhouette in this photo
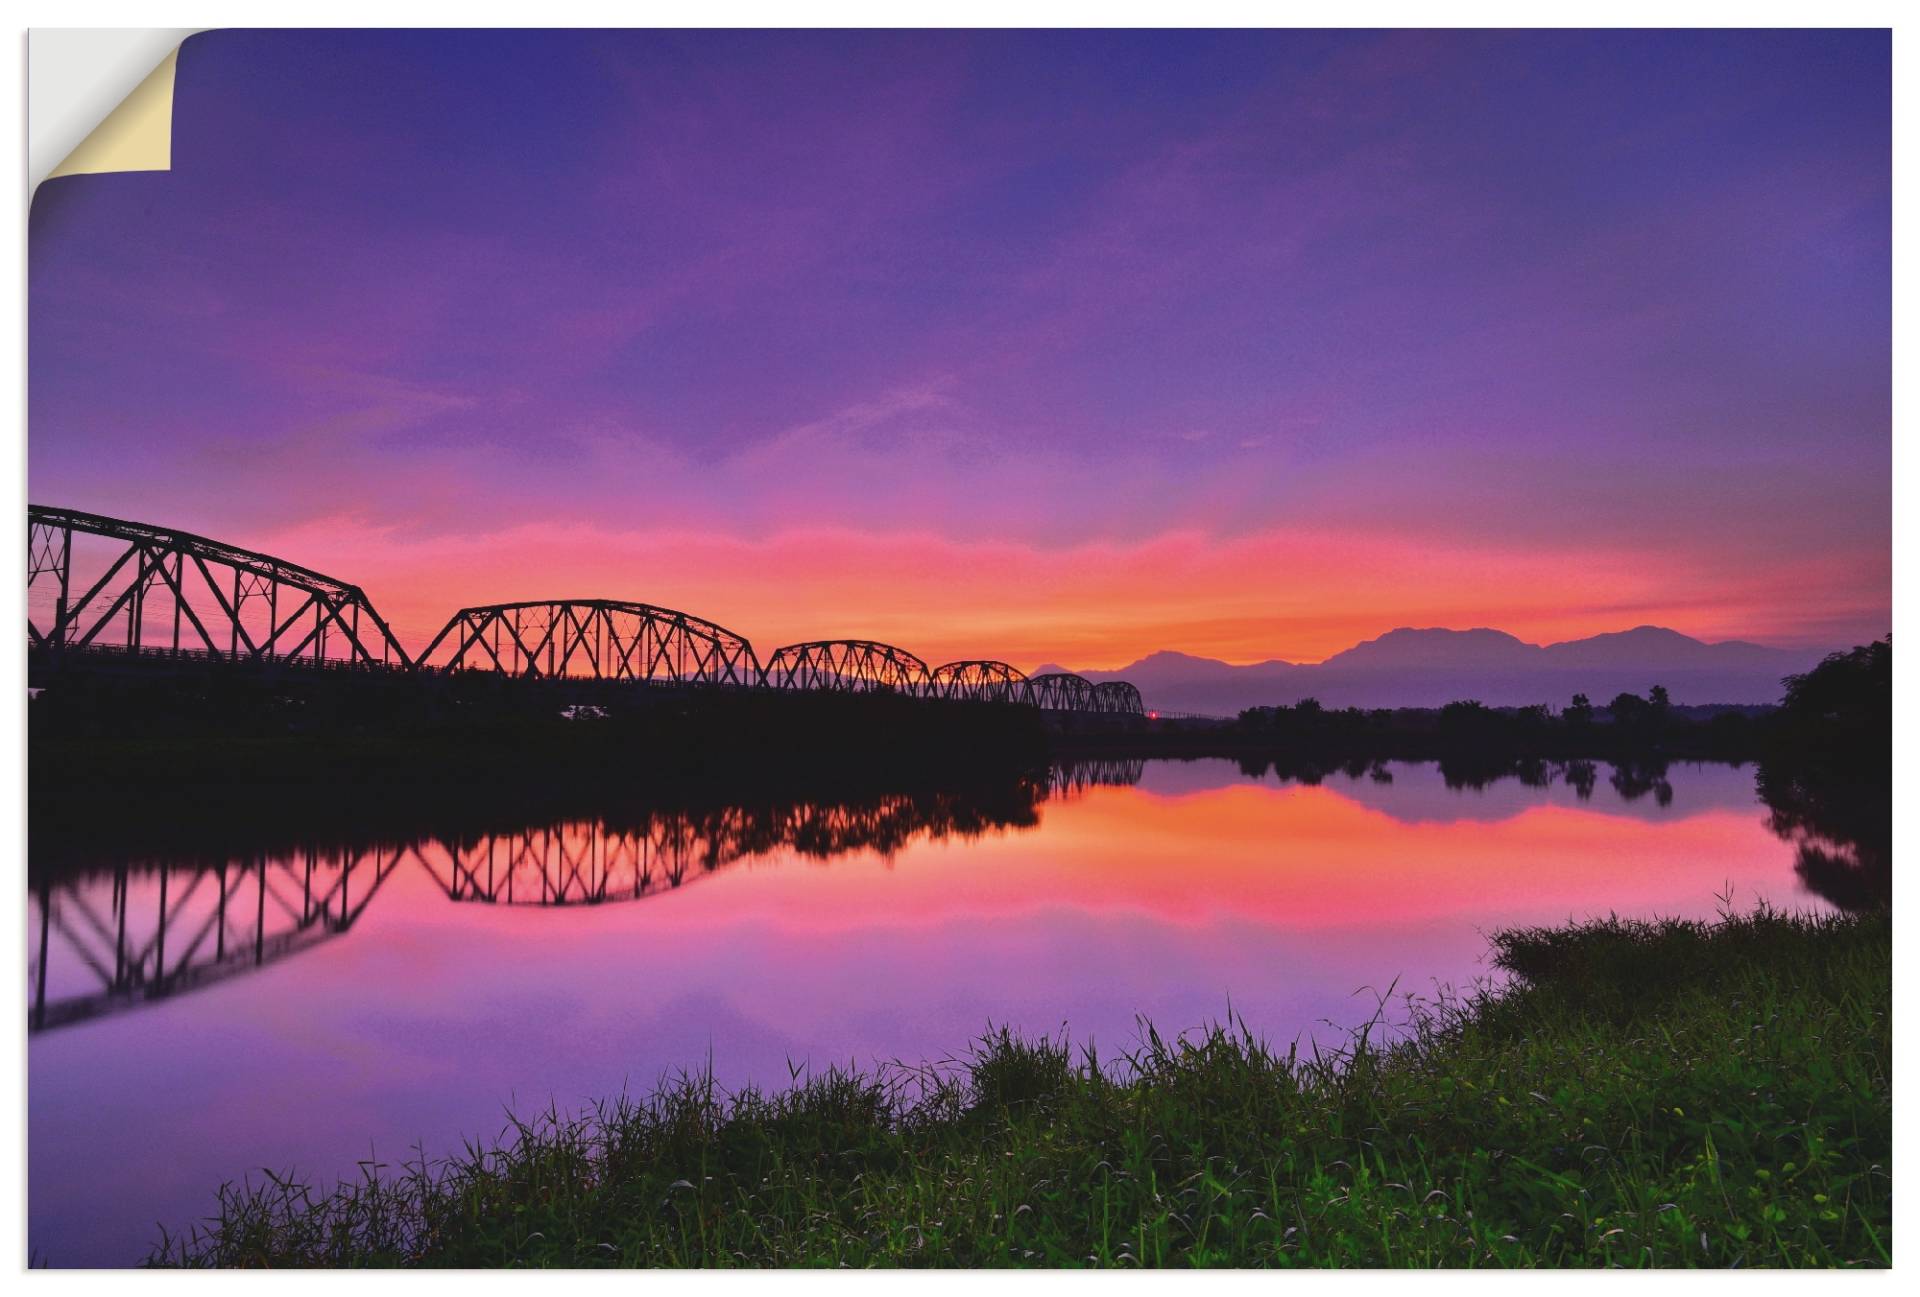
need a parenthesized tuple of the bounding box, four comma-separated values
(1048, 625, 1821, 715)
(1321, 627, 1538, 671)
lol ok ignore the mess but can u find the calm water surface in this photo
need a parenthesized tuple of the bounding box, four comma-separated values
(30, 758, 1843, 1264)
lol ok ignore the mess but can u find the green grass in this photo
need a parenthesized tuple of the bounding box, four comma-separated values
(151, 904, 1889, 1268)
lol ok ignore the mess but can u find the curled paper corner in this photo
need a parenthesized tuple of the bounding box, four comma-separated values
(31, 29, 204, 190)
(48, 47, 179, 180)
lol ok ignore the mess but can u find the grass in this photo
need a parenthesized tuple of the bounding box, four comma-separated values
(150, 904, 1889, 1268)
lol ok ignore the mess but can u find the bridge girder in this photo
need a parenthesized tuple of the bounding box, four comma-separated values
(414, 599, 761, 686)
(27, 504, 410, 669)
(761, 639, 930, 695)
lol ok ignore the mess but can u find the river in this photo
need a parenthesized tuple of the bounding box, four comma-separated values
(28, 755, 1862, 1265)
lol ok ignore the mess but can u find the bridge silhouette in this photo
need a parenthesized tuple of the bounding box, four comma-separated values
(28, 504, 1144, 714)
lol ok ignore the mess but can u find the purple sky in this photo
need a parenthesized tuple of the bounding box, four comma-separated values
(29, 29, 1890, 665)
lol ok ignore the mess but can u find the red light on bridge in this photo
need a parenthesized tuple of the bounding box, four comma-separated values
(1148, 710, 1159, 720)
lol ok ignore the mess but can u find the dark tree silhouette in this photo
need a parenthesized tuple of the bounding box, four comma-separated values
(1606, 691, 1649, 725)
(1780, 637, 1889, 730)
(1755, 635, 1890, 911)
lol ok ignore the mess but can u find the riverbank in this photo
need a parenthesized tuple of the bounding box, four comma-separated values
(151, 904, 1888, 1267)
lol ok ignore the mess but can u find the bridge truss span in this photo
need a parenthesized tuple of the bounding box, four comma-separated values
(1092, 680, 1146, 715)
(27, 504, 410, 669)
(761, 640, 930, 695)
(1025, 672, 1099, 711)
(928, 659, 1029, 704)
(414, 599, 761, 686)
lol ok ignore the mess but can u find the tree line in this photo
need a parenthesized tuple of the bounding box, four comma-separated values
(1232, 636, 1889, 764)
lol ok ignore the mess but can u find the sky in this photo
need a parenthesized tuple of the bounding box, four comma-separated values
(28, 29, 1890, 669)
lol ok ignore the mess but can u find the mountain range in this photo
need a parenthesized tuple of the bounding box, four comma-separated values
(1035, 626, 1824, 716)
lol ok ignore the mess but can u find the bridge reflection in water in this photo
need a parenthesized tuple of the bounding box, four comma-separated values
(422, 788, 1080, 906)
(29, 764, 1147, 1033)
(28, 757, 1882, 1038)
(1050, 758, 1146, 797)
(29, 845, 408, 1033)
(426, 819, 739, 906)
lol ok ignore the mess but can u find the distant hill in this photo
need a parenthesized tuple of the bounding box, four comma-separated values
(1039, 625, 1822, 715)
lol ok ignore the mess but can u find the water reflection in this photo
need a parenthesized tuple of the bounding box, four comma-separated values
(430, 819, 739, 906)
(31, 755, 1878, 1265)
(1231, 751, 1678, 803)
(1171, 754, 1876, 908)
(28, 779, 1070, 1033)
(1756, 762, 1890, 914)
(426, 786, 1053, 907)
(1050, 758, 1147, 796)
(28, 756, 1880, 1042)
(30, 847, 408, 1033)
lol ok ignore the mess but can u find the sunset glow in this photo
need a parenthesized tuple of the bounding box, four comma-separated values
(29, 29, 1890, 667)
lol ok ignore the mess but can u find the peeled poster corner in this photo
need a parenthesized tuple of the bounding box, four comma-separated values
(31, 29, 204, 190)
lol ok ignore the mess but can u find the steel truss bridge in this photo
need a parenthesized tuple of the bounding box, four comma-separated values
(414, 599, 761, 687)
(28, 505, 410, 670)
(27, 504, 1144, 714)
(761, 639, 929, 694)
